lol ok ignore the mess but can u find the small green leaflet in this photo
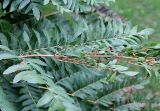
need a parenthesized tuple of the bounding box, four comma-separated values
(106, 72, 116, 82)
(3, 64, 31, 75)
(44, 0, 50, 5)
(0, 53, 18, 60)
(138, 28, 154, 36)
(152, 44, 160, 49)
(48, 99, 66, 111)
(25, 58, 47, 66)
(28, 62, 45, 74)
(98, 63, 107, 69)
(121, 71, 139, 76)
(0, 45, 13, 53)
(111, 65, 128, 72)
(13, 70, 45, 84)
(23, 31, 32, 50)
(62, 0, 68, 4)
(3, 0, 11, 8)
(108, 59, 117, 65)
(37, 91, 54, 107)
(0, 33, 8, 46)
(130, 25, 138, 35)
(18, 0, 30, 10)
(33, 29, 41, 47)
(49, 99, 65, 111)
(32, 6, 40, 20)
(9, 0, 22, 12)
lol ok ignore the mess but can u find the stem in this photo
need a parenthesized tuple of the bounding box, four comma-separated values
(19, 54, 55, 58)
(19, 54, 138, 60)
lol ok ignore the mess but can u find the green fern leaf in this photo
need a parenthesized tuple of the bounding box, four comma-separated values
(0, 87, 17, 111)
(3, 64, 31, 75)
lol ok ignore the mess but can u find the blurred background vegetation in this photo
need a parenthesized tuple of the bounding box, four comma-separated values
(110, 0, 160, 41)
(110, 0, 160, 92)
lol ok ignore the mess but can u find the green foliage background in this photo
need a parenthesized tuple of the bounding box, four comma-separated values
(110, 0, 160, 41)
(110, 0, 160, 91)
(0, 0, 159, 111)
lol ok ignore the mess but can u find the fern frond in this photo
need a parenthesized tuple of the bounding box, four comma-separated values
(0, 1, 159, 110)
(0, 86, 17, 111)
(1, 0, 115, 20)
(14, 83, 45, 111)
